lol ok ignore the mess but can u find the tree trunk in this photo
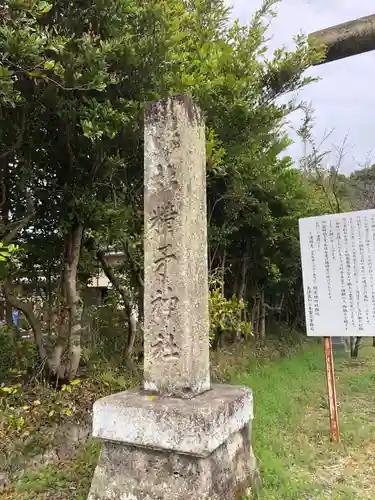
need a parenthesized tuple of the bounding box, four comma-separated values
(3, 283, 48, 362)
(65, 224, 83, 379)
(122, 238, 144, 322)
(94, 243, 138, 359)
(235, 243, 249, 342)
(5, 248, 83, 382)
(212, 325, 224, 351)
(277, 293, 284, 322)
(256, 296, 261, 334)
(238, 242, 249, 304)
(350, 336, 361, 358)
(285, 307, 290, 325)
(251, 297, 258, 334)
(47, 268, 53, 336)
(259, 289, 266, 341)
(50, 223, 84, 380)
(221, 248, 226, 296)
(5, 298, 12, 328)
(1, 161, 13, 330)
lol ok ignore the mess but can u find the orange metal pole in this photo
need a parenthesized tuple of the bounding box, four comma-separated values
(323, 336, 340, 442)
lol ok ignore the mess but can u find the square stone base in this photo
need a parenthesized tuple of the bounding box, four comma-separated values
(91, 384, 253, 457)
(87, 385, 260, 499)
(88, 425, 260, 500)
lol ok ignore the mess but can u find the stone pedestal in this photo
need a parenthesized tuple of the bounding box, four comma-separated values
(87, 385, 260, 500)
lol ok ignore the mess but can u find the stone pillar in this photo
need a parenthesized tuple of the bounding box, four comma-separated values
(87, 95, 260, 500)
(143, 95, 210, 397)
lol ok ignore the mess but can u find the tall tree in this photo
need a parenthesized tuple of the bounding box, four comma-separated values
(0, 0, 325, 374)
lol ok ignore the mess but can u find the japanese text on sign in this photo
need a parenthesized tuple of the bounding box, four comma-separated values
(299, 209, 375, 337)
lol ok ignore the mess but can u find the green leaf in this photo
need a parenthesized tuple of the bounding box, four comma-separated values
(27, 71, 44, 79)
(38, 1, 53, 14)
(46, 43, 65, 54)
(44, 60, 55, 70)
(94, 82, 107, 92)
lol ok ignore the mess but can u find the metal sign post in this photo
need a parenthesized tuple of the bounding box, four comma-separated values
(323, 336, 340, 442)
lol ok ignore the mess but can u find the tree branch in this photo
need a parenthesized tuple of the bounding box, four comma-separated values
(93, 242, 138, 358)
(3, 280, 48, 362)
(264, 294, 284, 312)
(1, 192, 36, 244)
(95, 247, 132, 311)
(122, 239, 144, 290)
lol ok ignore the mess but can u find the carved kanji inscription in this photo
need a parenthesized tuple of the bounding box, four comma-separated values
(150, 324, 180, 360)
(154, 244, 177, 284)
(151, 287, 179, 321)
(153, 163, 178, 190)
(150, 202, 178, 234)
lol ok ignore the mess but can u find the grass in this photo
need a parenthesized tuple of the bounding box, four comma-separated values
(2, 440, 100, 500)
(234, 339, 375, 499)
(2, 339, 375, 499)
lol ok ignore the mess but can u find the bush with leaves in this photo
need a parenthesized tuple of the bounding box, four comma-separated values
(209, 277, 253, 346)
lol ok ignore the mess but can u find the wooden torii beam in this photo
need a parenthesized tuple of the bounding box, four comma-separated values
(309, 13, 375, 65)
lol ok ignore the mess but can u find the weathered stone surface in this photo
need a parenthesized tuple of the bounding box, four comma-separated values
(143, 94, 210, 398)
(88, 425, 260, 500)
(92, 385, 252, 457)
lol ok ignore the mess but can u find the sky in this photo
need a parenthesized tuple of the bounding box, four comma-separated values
(228, 0, 375, 174)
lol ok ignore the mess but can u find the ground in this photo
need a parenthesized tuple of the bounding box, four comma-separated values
(2, 338, 375, 499)
(236, 339, 375, 499)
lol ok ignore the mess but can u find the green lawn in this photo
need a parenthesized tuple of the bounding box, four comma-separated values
(5, 340, 375, 499)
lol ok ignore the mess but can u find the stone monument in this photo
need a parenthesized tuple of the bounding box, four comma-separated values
(87, 95, 259, 500)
